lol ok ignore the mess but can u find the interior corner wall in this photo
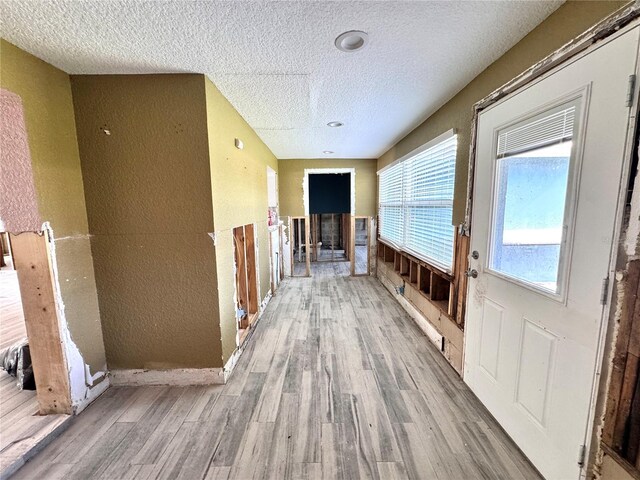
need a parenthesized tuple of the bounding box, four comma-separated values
(377, 0, 628, 225)
(71, 74, 223, 370)
(204, 77, 278, 365)
(278, 159, 378, 217)
(0, 39, 108, 405)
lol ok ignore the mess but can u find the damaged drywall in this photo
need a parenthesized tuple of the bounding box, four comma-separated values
(44, 223, 109, 413)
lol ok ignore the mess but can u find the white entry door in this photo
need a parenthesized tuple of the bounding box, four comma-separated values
(464, 26, 639, 480)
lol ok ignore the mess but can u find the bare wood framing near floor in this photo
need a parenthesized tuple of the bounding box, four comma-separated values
(9, 232, 71, 415)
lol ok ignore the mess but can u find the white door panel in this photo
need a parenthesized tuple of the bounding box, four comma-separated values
(465, 26, 639, 480)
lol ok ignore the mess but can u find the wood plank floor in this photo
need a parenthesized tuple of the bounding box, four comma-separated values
(0, 267, 70, 478)
(13, 265, 541, 479)
(294, 247, 367, 277)
(0, 268, 38, 424)
(0, 269, 29, 352)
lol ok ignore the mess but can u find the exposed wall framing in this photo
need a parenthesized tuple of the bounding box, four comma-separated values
(289, 216, 310, 277)
(602, 260, 640, 472)
(233, 223, 259, 343)
(9, 231, 72, 414)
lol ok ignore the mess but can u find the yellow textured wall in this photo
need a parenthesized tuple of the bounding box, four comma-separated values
(204, 78, 278, 364)
(71, 74, 222, 369)
(378, 0, 627, 225)
(0, 39, 107, 374)
(278, 159, 377, 217)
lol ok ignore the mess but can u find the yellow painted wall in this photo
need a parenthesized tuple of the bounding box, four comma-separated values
(204, 78, 278, 364)
(278, 159, 377, 217)
(0, 40, 107, 375)
(71, 74, 222, 369)
(378, 0, 627, 225)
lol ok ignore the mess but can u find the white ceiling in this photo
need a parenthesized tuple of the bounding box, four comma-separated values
(0, 0, 563, 159)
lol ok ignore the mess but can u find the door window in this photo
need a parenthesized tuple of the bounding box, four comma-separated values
(488, 101, 579, 295)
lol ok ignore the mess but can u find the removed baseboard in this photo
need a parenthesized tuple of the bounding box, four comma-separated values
(109, 368, 224, 387)
(224, 289, 274, 382)
(378, 273, 443, 349)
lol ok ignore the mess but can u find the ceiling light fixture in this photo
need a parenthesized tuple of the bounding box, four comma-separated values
(323, 150, 334, 154)
(335, 30, 369, 52)
(327, 121, 343, 127)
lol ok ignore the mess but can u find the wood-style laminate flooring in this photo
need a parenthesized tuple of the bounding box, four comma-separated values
(0, 268, 70, 478)
(13, 265, 540, 480)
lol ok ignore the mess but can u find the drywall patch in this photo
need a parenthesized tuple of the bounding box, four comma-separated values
(44, 223, 108, 413)
(0, 89, 40, 232)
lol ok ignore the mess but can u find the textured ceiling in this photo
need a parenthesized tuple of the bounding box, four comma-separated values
(0, 1, 563, 159)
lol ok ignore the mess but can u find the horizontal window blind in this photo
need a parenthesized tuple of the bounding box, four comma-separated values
(379, 162, 404, 247)
(497, 105, 575, 158)
(378, 133, 457, 271)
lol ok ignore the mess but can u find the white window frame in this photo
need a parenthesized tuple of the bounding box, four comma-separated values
(377, 129, 457, 272)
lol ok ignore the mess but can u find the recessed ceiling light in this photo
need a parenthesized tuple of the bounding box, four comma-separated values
(323, 150, 334, 154)
(327, 121, 344, 127)
(335, 30, 369, 52)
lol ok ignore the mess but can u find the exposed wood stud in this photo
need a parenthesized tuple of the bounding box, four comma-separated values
(9, 232, 72, 415)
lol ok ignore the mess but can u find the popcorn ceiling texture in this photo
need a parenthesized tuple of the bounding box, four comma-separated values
(0, 89, 40, 231)
(0, 0, 562, 159)
(377, 1, 628, 225)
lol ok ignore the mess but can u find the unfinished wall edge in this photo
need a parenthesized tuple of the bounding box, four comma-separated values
(45, 223, 108, 412)
(224, 288, 274, 382)
(109, 368, 224, 387)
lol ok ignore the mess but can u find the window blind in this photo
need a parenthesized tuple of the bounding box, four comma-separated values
(379, 162, 404, 247)
(378, 133, 457, 271)
(497, 105, 575, 158)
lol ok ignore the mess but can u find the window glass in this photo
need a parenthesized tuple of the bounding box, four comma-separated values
(489, 139, 572, 294)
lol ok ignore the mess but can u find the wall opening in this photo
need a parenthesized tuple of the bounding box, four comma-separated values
(233, 224, 259, 346)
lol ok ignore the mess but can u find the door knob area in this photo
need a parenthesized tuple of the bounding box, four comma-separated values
(466, 268, 478, 278)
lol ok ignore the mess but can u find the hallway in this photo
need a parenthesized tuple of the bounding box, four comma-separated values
(13, 270, 540, 480)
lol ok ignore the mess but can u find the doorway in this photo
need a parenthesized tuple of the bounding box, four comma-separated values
(464, 25, 640, 479)
(303, 168, 356, 276)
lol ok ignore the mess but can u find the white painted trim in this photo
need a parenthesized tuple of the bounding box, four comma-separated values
(377, 128, 455, 175)
(73, 377, 110, 415)
(303, 168, 356, 216)
(109, 368, 225, 386)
